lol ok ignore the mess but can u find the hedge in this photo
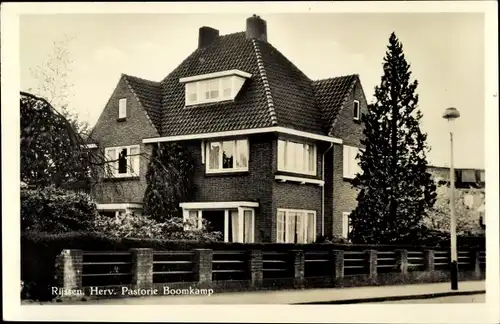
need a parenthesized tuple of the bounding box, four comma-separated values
(21, 230, 484, 301)
(21, 186, 98, 233)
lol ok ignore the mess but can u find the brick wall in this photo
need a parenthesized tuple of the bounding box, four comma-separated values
(329, 79, 369, 237)
(89, 76, 158, 204)
(185, 134, 274, 243)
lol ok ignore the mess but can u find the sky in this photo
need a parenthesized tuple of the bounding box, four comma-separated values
(19, 12, 486, 169)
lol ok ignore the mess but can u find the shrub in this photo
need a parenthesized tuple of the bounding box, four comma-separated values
(93, 212, 222, 241)
(21, 186, 98, 232)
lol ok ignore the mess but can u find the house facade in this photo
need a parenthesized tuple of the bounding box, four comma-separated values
(427, 165, 486, 234)
(87, 15, 368, 243)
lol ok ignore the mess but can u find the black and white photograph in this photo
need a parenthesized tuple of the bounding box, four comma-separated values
(2, 1, 499, 323)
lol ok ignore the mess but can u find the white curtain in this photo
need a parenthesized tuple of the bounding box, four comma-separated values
(296, 214, 304, 244)
(306, 212, 315, 243)
(243, 210, 253, 243)
(286, 212, 296, 243)
(277, 211, 285, 243)
(129, 146, 140, 175)
(231, 210, 240, 242)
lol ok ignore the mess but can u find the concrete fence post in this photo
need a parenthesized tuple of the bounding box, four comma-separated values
(248, 250, 263, 287)
(331, 250, 344, 280)
(193, 249, 213, 284)
(130, 248, 153, 289)
(423, 250, 435, 273)
(395, 249, 409, 280)
(55, 249, 83, 291)
(291, 250, 305, 288)
(366, 250, 378, 282)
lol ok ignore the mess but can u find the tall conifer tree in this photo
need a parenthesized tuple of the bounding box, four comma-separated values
(349, 33, 436, 244)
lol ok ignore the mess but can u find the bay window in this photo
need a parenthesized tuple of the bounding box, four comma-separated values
(206, 139, 249, 173)
(183, 208, 255, 243)
(278, 139, 316, 175)
(104, 145, 140, 177)
(276, 209, 316, 244)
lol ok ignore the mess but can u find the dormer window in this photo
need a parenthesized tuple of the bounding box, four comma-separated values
(119, 98, 127, 119)
(180, 69, 252, 106)
(353, 100, 360, 121)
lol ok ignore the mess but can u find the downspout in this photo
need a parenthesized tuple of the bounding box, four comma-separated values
(322, 143, 334, 238)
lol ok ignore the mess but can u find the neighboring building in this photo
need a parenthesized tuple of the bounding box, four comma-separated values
(87, 15, 368, 243)
(427, 166, 486, 234)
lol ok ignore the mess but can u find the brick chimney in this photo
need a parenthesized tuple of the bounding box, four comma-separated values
(246, 14, 267, 42)
(198, 26, 219, 48)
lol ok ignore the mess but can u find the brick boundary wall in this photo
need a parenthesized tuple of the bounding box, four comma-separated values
(53, 247, 485, 300)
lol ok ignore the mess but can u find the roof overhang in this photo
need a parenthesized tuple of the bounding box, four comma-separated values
(179, 201, 259, 209)
(179, 69, 252, 83)
(143, 126, 343, 144)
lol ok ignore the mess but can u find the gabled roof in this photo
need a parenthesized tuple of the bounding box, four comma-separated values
(115, 31, 361, 138)
(160, 32, 274, 136)
(123, 74, 162, 132)
(312, 75, 358, 136)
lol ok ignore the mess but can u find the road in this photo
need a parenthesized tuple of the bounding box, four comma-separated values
(368, 293, 485, 303)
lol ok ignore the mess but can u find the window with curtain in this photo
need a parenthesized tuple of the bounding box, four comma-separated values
(206, 139, 249, 173)
(229, 209, 254, 243)
(276, 209, 316, 243)
(104, 145, 140, 177)
(343, 145, 362, 179)
(277, 139, 316, 175)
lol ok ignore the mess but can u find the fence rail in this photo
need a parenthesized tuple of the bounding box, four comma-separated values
(56, 247, 486, 295)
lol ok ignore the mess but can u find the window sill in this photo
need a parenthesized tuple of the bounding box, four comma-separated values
(205, 170, 249, 177)
(103, 176, 140, 182)
(276, 170, 319, 179)
(275, 175, 324, 186)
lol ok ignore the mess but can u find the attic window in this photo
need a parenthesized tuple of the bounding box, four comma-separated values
(119, 98, 127, 119)
(353, 100, 360, 121)
(180, 69, 252, 106)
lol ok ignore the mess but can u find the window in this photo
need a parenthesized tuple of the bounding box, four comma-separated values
(183, 208, 254, 243)
(184, 76, 234, 105)
(343, 145, 362, 179)
(206, 139, 249, 173)
(342, 212, 352, 241)
(479, 211, 485, 229)
(104, 145, 140, 177)
(118, 98, 127, 119)
(277, 139, 316, 175)
(353, 100, 360, 120)
(186, 82, 198, 104)
(276, 209, 316, 244)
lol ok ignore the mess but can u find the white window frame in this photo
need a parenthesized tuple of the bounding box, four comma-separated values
(206, 139, 249, 173)
(277, 139, 317, 176)
(353, 100, 360, 121)
(118, 98, 127, 119)
(104, 145, 140, 178)
(276, 209, 316, 244)
(343, 145, 362, 179)
(182, 208, 255, 243)
(342, 212, 352, 241)
(185, 76, 235, 106)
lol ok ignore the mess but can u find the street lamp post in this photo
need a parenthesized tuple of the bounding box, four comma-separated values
(443, 107, 460, 291)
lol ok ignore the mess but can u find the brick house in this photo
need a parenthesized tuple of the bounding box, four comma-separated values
(427, 165, 486, 234)
(86, 15, 368, 243)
